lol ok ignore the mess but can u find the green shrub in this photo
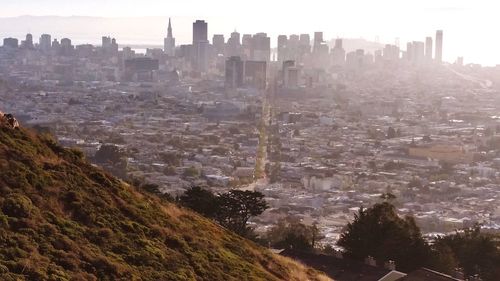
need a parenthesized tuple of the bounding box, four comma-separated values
(1, 194, 33, 218)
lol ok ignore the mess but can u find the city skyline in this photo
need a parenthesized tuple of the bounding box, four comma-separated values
(0, 0, 499, 65)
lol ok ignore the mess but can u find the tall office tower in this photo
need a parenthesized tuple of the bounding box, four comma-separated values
(2, 38, 19, 49)
(60, 38, 74, 56)
(22, 33, 34, 49)
(102, 36, 111, 48)
(164, 18, 176, 56)
(212, 34, 225, 56)
(52, 39, 60, 50)
(241, 34, 252, 59)
(383, 44, 400, 61)
(313, 32, 323, 52)
(252, 33, 271, 62)
(331, 38, 346, 66)
(412, 41, 425, 64)
(287, 34, 300, 61)
(39, 34, 51, 53)
(282, 60, 295, 87)
(244, 60, 267, 89)
(425, 37, 433, 61)
(277, 35, 288, 62)
(225, 56, 244, 89)
(110, 38, 119, 53)
(299, 34, 311, 54)
(226, 31, 241, 57)
(192, 20, 209, 72)
(435, 30, 443, 63)
(193, 20, 208, 44)
(334, 38, 343, 49)
(406, 42, 413, 61)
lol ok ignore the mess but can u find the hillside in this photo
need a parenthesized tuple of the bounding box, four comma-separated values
(0, 118, 330, 281)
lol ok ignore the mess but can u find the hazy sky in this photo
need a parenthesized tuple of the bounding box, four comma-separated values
(1, 0, 499, 65)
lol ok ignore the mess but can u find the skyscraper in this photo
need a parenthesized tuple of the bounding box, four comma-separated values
(251, 33, 271, 62)
(331, 38, 346, 66)
(39, 34, 51, 53)
(435, 30, 443, 63)
(21, 33, 34, 49)
(212, 34, 225, 56)
(2, 38, 18, 49)
(313, 32, 323, 53)
(193, 20, 208, 45)
(225, 56, 244, 89)
(226, 31, 241, 57)
(425, 37, 433, 61)
(277, 35, 288, 62)
(412, 41, 425, 64)
(406, 42, 413, 61)
(164, 18, 176, 56)
(192, 20, 209, 72)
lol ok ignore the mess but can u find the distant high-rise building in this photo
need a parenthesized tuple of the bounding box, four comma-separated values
(334, 38, 343, 49)
(251, 33, 271, 62)
(435, 30, 443, 63)
(298, 34, 311, 59)
(21, 33, 34, 49)
(241, 34, 252, 59)
(382, 44, 400, 61)
(314, 32, 323, 46)
(412, 41, 425, 64)
(39, 34, 51, 53)
(102, 36, 118, 54)
(52, 39, 60, 50)
(312, 32, 329, 68)
(164, 18, 176, 56)
(212, 34, 225, 56)
(3, 38, 19, 49)
(346, 49, 366, 69)
(425, 37, 433, 61)
(282, 60, 297, 88)
(195, 40, 210, 72)
(226, 31, 241, 57)
(406, 42, 413, 61)
(244, 60, 267, 89)
(331, 39, 346, 66)
(277, 35, 288, 62)
(102, 36, 111, 48)
(299, 34, 310, 48)
(60, 38, 74, 56)
(193, 20, 208, 45)
(192, 20, 209, 72)
(225, 56, 244, 89)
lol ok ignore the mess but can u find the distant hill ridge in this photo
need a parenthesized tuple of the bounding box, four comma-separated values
(0, 116, 330, 281)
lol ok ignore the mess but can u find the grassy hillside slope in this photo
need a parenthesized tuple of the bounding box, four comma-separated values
(0, 124, 330, 281)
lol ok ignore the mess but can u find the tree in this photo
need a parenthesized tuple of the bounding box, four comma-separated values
(265, 218, 323, 252)
(337, 202, 431, 272)
(178, 186, 217, 218)
(267, 221, 313, 252)
(387, 127, 397, 139)
(432, 226, 500, 281)
(214, 190, 268, 236)
(94, 144, 124, 164)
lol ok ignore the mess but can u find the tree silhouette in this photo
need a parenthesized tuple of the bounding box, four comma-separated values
(214, 190, 268, 236)
(337, 202, 431, 272)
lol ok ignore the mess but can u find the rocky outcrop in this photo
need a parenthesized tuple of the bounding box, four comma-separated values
(0, 112, 20, 129)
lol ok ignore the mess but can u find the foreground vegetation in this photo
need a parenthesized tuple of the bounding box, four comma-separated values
(0, 124, 330, 281)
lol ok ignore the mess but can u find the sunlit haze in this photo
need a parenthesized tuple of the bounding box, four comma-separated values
(1, 0, 499, 65)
